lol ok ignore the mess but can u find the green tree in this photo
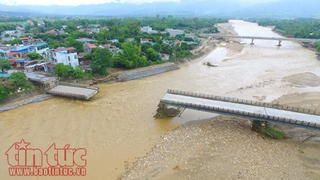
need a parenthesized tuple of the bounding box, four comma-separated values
(315, 41, 320, 52)
(26, 52, 43, 60)
(0, 85, 9, 102)
(0, 60, 11, 72)
(83, 54, 92, 60)
(74, 66, 85, 78)
(54, 63, 74, 77)
(6, 38, 22, 46)
(9, 72, 27, 86)
(146, 47, 160, 61)
(90, 48, 112, 75)
(113, 42, 149, 69)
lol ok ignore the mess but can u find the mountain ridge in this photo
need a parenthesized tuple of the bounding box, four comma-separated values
(0, 0, 319, 18)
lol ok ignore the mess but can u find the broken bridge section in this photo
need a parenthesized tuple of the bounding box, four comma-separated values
(46, 82, 99, 100)
(26, 72, 99, 100)
(160, 89, 320, 131)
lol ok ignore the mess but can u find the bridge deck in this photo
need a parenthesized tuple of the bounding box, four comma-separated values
(47, 85, 98, 100)
(210, 35, 318, 43)
(160, 90, 320, 130)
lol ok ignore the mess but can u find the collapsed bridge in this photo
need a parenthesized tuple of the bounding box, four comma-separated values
(159, 89, 320, 131)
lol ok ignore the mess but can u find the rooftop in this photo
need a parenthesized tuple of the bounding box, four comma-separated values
(52, 47, 76, 53)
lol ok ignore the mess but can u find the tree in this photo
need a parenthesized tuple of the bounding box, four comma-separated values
(146, 47, 160, 61)
(0, 60, 11, 72)
(90, 48, 112, 75)
(54, 63, 74, 77)
(26, 52, 43, 60)
(315, 41, 320, 52)
(0, 85, 9, 102)
(113, 42, 149, 69)
(83, 54, 92, 60)
(6, 39, 22, 46)
(74, 66, 85, 78)
(9, 72, 27, 86)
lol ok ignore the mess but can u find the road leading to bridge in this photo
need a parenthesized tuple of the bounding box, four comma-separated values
(160, 90, 320, 131)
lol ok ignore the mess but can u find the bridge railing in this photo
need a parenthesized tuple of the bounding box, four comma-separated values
(160, 99, 320, 130)
(59, 82, 99, 91)
(166, 89, 320, 116)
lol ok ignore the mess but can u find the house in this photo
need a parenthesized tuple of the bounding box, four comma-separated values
(160, 53, 170, 61)
(165, 29, 184, 37)
(45, 30, 57, 35)
(140, 38, 153, 43)
(29, 43, 49, 54)
(84, 43, 97, 54)
(141, 26, 158, 34)
(76, 38, 97, 43)
(126, 38, 135, 42)
(79, 60, 92, 72)
(1, 30, 16, 37)
(7, 51, 26, 69)
(108, 39, 119, 44)
(50, 47, 79, 68)
(0, 49, 7, 59)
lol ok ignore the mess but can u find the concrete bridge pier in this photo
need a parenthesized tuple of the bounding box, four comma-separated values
(250, 39, 254, 45)
(277, 40, 282, 46)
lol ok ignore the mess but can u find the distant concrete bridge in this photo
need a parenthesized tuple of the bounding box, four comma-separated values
(160, 89, 320, 131)
(211, 34, 319, 46)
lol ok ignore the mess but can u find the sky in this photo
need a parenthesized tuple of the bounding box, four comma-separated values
(0, 0, 276, 6)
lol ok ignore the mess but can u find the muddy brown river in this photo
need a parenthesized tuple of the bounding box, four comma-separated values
(1, 20, 320, 179)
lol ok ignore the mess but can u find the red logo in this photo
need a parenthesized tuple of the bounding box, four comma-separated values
(5, 139, 87, 176)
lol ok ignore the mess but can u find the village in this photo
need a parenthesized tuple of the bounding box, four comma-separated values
(0, 19, 201, 75)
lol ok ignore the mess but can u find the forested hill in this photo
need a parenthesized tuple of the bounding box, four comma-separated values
(0, 0, 319, 18)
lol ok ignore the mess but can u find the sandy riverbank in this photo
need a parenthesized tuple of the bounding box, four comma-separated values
(121, 21, 320, 180)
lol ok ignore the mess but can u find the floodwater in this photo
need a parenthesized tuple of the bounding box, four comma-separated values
(1, 20, 320, 179)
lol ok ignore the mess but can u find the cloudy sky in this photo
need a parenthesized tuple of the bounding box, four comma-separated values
(0, 0, 276, 6)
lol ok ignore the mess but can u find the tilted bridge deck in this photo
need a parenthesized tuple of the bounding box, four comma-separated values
(160, 90, 320, 131)
(46, 83, 99, 100)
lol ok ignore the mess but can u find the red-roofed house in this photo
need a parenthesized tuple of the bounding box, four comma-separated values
(84, 43, 97, 54)
(140, 38, 153, 43)
(45, 30, 57, 35)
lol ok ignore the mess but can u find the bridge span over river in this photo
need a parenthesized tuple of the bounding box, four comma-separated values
(210, 34, 319, 46)
(160, 90, 320, 131)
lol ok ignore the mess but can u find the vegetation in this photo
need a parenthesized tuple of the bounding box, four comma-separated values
(0, 85, 9, 103)
(113, 42, 149, 69)
(253, 18, 320, 39)
(54, 63, 86, 78)
(0, 60, 11, 72)
(26, 52, 43, 60)
(9, 72, 27, 86)
(91, 48, 112, 75)
(251, 121, 287, 140)
(54, 63, 75, 77)
(0, 72, 32, 103)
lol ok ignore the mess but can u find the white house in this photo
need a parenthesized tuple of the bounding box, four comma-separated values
(141, 26, 158, 34)
(165, 29, 184, 37)
(51, 47, 79, 68)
